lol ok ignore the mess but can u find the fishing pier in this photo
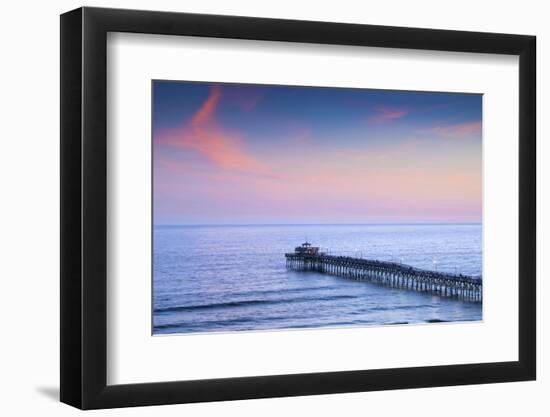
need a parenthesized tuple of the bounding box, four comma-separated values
(285, 243, 482, 302)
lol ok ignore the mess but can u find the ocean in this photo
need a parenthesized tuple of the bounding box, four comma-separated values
(153, 223, 482, 335)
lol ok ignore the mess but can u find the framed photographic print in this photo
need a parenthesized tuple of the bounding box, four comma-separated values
(60, 6, 536, 409)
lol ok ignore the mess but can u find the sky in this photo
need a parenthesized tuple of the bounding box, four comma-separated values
(153, 81, 482, 225)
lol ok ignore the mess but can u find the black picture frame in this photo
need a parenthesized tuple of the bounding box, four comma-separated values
(60, 6, 536, 410)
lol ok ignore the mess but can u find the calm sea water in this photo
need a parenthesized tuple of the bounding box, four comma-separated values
(153, 224, 482, 335)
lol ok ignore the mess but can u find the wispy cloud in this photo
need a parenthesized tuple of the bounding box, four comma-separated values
(367, 106, 408, 124)
(156, 85, 271, 176)
(429, 121, 482, 138)
(153, 82, 482, 223)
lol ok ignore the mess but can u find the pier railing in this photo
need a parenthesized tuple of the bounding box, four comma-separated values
(285, 252, 482, 302)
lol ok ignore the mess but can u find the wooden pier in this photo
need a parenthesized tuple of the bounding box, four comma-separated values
(285, 243, 482, 302)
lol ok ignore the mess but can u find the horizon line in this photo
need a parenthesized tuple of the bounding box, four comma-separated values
(154, 221, 482, 227)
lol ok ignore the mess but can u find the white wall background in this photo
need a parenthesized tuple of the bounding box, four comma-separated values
(0, 0, 545, 415)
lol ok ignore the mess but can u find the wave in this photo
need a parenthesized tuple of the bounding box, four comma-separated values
(368, 304, 432, 312)
(228, 284, 339, 299)
(154, 294, 357, 314)
(154, 314, 365, 332)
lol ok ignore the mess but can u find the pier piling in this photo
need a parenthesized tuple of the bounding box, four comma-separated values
(285, 243, 482, 302)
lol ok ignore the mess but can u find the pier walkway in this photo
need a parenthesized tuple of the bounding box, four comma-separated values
(285, 243, 482, 302)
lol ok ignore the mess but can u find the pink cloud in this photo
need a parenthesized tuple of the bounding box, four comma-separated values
(156, 85, 271, 176)
(154, 91, 481, 223)
(430, 121, 482, 138)
(367, 106, 408, 124)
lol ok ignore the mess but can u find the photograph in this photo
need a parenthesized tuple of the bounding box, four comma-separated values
(52, 3, 539, 412)
(152, 80, 483, 335)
